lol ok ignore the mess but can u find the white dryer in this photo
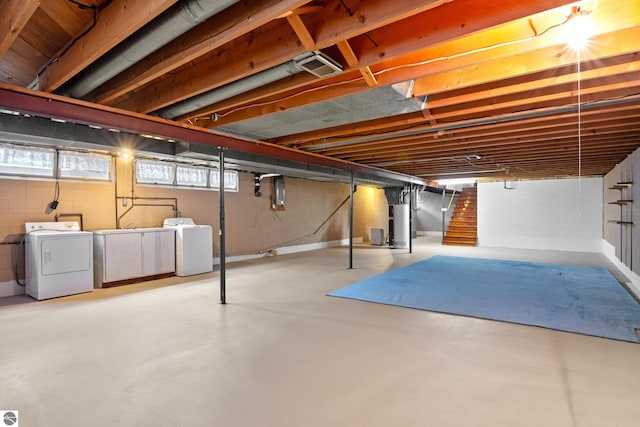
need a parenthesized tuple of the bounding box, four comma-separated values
(25, 221, 94, 300)
(163, 218, 213, 276)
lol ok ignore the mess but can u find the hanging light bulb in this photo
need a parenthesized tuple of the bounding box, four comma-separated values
(565, 7, 593, 50)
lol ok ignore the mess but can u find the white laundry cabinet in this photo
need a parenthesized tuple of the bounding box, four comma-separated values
(93, 228, 175, 287)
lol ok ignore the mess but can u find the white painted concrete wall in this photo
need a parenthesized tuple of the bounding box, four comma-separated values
(603, 148, 637, 272)
(478, 178, 603, 252)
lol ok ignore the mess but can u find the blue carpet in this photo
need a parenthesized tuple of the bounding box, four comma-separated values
(329, 256, 640, 343)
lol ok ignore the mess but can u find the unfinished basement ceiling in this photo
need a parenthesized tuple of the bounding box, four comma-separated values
(216, 82, 425, 140)
(1, 0, 639, 182)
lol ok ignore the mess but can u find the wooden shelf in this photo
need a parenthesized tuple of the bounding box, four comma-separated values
(608, 182, 632, 226)
(609, 182, 633, 190)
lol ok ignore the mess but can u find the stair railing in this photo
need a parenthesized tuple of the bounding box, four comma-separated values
(441, 188, 456, 239)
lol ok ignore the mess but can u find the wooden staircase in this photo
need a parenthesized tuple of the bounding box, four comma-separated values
(442, 186, 477, 246)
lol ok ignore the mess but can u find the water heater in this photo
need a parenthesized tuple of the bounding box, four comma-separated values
(389, 204, 410, 248)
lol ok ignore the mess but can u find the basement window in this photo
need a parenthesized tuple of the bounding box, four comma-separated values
(135, 159, 175, 185)
(135, 159, 238, 191)
(0, 142, 55, 177)
(58, 151, 111, 180)
(176, 165, 208, 187)
(210, 169, 239, 192)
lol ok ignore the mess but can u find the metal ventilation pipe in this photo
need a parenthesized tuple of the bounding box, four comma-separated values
(153, 58, 309, 119)
(61, 0, 238, 99)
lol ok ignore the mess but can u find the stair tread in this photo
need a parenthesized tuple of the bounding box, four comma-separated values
(443, 186, 477, 246)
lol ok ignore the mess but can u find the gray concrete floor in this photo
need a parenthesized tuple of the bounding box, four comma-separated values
(1, 234, 639, 427)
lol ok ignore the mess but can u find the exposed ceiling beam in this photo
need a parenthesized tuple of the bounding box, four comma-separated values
(110, 0, 465, 113)
(203, 0, 638, 128)
(286, 13, 315, 50)
(320, 110, 640, 158)
(0, 83, 425, 185)
(112, 19, 306, 113)
(347, 0, 578, 67)
(291, 99, 640, 153)
(321, 116, 640, 158)
(91, 0, 309, 104)
(424, 58, 640, 111)
(177, 70, 321, 124)
(0, 0, 41, 58)
(269, 31, 640, 149)
(413, 28, 640, 99)
(344, 130, 640, 164)
(200, 72, 370, 127)
(36, 0, 177, 92)
(211, 0, 585, 126)
(307, 98, 640, 159)
(337, 40, 377, 87)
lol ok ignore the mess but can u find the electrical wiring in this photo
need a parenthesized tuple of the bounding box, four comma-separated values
(53, 179, 60, 204)
(215, 76, 365, 119)
(207, 7, 594, 126)
(374, 18, 573, 78)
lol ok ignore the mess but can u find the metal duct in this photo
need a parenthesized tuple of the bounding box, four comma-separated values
(60, 0, 238, 99)
(154, 53, 316, 119)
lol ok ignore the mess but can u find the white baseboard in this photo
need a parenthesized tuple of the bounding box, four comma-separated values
(213, 237, 363, 265)
(478, 236, 604, 253)
(0, 280, 26, 298)
(602, 240, 640, 300)
(1, 239, 364, 297)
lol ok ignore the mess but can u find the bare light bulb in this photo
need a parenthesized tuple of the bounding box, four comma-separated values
(565, 9, 592, 50)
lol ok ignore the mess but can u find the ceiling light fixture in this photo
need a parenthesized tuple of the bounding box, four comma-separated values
(565, 7, 593, 50)
(565, 5, 594, 182)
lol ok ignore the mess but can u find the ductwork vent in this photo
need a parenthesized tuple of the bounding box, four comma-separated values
(295, 51, 342, 78)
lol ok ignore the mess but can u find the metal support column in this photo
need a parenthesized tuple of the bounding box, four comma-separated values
(409, 185, 413, 254)
(349, 172, 354, 269)
(441, 189, 446, 240)
(219, 149, 226, 304)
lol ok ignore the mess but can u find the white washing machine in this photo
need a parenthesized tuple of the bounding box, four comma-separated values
(25, 221, 94, 300)
(163, 218, 213, 276)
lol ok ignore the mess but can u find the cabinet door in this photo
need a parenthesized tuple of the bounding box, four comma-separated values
(142, 231, 175, 276)
(104, 233, 143, 282)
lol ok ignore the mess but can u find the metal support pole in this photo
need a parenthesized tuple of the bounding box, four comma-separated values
(219, 149, 226, 304)
(409, 185, 413, 254)
(442, 189, 446, 240)
(349, 172, 354, 269)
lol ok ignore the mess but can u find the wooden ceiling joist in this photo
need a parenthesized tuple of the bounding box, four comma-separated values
(286, 13, 315, 51)
(92, 0, 309, 104)
(292, 103, 640, 151)
(0, 0, 41, 58)
(37, 0, 177, 92)
(196, 3, 640, 130)
(112, 0, 448, 114)
(336, 40, 377, 87)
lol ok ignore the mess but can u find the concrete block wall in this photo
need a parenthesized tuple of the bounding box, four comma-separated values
(0, 158, 389, 294)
